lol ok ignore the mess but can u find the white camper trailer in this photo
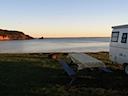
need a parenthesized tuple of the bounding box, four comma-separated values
(109, 24, 128, 74)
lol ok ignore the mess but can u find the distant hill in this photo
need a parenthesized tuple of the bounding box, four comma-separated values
(0, 29, 34, 40)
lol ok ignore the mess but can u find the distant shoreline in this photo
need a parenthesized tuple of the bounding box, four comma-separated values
(42, 37, 110, 39)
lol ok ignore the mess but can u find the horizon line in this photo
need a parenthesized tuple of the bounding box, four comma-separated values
(35, 36, 110, 39)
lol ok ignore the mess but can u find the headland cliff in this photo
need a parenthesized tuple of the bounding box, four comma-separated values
(0, 29, 34, 40)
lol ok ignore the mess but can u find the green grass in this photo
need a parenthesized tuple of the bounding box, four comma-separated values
(0, 52, 128, 96)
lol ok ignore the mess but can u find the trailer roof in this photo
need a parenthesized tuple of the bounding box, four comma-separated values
(112, 24, 128, 29)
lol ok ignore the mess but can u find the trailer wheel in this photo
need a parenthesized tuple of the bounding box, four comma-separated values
(124, 64, 128, 75)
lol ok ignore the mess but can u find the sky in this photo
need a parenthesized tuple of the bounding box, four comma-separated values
(0, 0, 128, 38)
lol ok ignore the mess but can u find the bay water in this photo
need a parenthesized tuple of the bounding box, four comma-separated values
(0, 37, 110, 53)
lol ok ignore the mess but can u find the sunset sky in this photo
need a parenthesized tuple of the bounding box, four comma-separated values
(0, 0, 128, 38)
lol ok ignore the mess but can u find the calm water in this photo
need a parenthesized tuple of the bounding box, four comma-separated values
(0, 37, 110, 53)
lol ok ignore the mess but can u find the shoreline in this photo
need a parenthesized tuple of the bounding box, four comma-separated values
(0, 51, 109, 54)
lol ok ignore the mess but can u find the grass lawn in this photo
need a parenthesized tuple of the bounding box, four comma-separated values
(0, 52, 128, 96)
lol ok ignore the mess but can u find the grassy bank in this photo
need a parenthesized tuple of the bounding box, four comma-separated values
(0, 52, 128, 96)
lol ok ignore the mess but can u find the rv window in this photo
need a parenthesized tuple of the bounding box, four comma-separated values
(121, 33, 127, 43)
(111, 32, 119, 42)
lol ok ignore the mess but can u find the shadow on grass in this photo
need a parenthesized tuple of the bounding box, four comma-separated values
(75, 69, 128, 90)
(1, 52, 128, 96)
(0, 60, 64, 96)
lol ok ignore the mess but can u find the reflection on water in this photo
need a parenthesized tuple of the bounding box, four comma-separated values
(0, 37, 110, 53)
